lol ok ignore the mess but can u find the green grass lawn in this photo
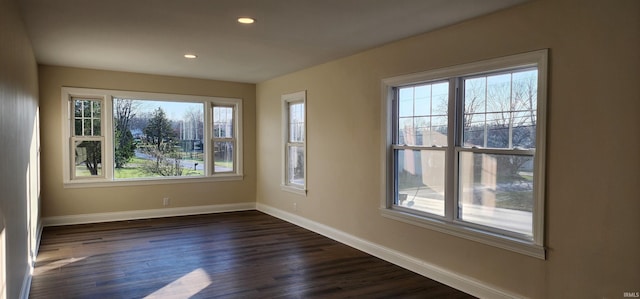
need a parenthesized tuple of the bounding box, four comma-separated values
(115, 167, 155, 179)
(115, 157, 152, 178)
(114, 157, 204, 178)
(214, 160, 233, 169)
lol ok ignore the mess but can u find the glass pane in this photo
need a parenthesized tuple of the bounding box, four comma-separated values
(414, 85, 431, 116)
(398, 117, 413, 145)
(74, 119, 82, 136)
(395, 149, 445, 216)
(458, 152, 534, 237)
(83, 101, 91, 118)
(74, 101, 83, 117)
(287, 145, 304, 186)
(74, 140, 102, 177)
(214, 141, 234, 173)
(513, 111, 536, 149)
(431, 82, 449, 115)
(83, 118, 92, 135)
(93, 119, 101, 136)
(92, 101, 101, 118)
(414, 117, 429, 146)
(113, 99, 205, 179)
(464, 77, 486, 113)
(486, 112, 509, 148)
(512, 69, 538, 111)
(213, 106, 233, 138)
(463, 115, 485, 147)
(288, 102, 305, 142)
(398, 87, 413, 117)
(428, 116, 448, 146)
(486, 73, 511, 113)
(396, 82, 449, 146)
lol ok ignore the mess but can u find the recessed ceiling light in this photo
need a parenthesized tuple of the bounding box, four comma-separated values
(237, 17, 255, 24)
(184, 54, 197, 59)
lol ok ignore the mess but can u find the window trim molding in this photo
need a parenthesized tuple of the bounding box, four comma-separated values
(281, 90, 307, 195)
(380, 49, 547, 259)
(61, 87, 244, 187)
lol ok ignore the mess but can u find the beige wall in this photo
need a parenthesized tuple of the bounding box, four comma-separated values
(0, 0, 40, 297)
(38, 66, 256, 217)
(256, 0, 640, 297)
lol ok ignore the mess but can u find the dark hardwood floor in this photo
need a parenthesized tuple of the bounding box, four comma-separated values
(30, 211, 475, 299)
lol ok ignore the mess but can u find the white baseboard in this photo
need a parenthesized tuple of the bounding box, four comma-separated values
(256, 203, 523, 299)
(42, 202, 256, 227)
(20, 219, 43, 299)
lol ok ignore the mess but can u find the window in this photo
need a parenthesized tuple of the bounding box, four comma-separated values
(282, 91, 307, 194)
(212, 105, 235, 173)
(72, 97, 105, 179)
(62, 88, 243, 186)
(382, 50, 547, 258)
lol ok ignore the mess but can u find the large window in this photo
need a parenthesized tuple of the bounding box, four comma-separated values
(62, 88, 243, 186)
(282, 91, 306, 194)
(382, 50, 547, 258)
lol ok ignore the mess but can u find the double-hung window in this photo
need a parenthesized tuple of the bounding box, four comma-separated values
(212, 104, 237, 174)
(71, 97, 105, 179)
(62, 88, 243, 186)
(282, 91, 307, 194)
(382, 50, 547, 258)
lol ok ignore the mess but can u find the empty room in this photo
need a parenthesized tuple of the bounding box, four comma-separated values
(1, 0, 638, 298)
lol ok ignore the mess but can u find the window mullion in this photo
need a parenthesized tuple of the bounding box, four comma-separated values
(446, 78, 459, 221)
(103, 97, 113, 180)
(457, 147, 535, 156)
(391, 89, 399, 145)
(205, 103, 212, 176)
(508, 73, 514, 148)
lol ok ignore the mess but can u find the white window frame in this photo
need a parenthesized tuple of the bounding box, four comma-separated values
(61, 87, 243, 188)
(212, 102, 240, 175)
(281, 90, 307, 195)
(381, 50, 547, 259)
(70, 96, 106, 180)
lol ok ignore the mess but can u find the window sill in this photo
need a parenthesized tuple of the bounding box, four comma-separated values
(380, 207, 545, 259)
(281, 185, 307, 196)
(64, 174, 243, 188)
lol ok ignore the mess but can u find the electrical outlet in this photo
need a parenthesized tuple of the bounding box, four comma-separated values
(163, 197, 170, 206)
(293, 202, 297, 211)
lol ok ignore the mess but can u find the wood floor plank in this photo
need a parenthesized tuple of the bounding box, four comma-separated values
(30, 211, 475, 298)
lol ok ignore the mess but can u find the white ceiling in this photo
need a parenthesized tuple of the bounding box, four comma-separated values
(19, 0, 527, 83)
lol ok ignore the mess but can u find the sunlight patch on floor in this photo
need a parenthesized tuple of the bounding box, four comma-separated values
(145, 268, 211, 299)
(34, 256, 87, 275)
